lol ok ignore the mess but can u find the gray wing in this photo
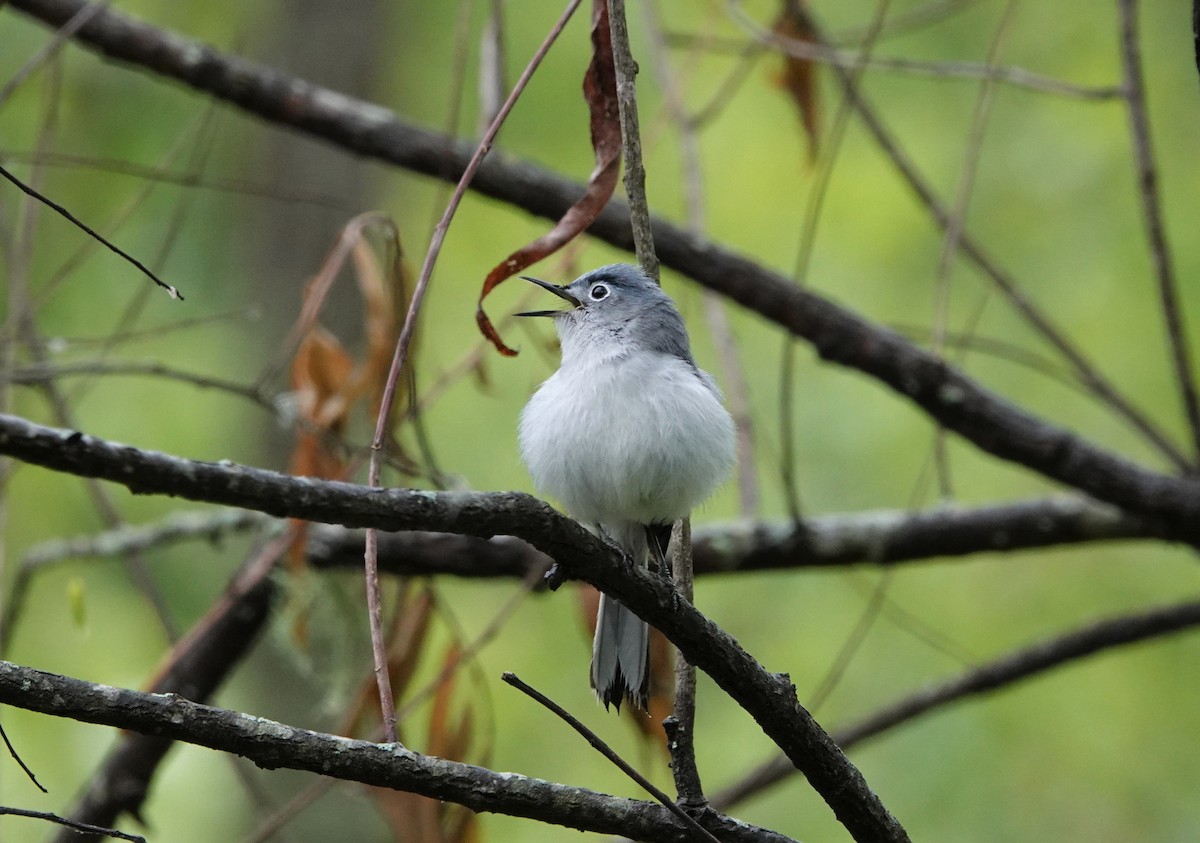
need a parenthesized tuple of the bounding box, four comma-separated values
(631, 301, 696, 364)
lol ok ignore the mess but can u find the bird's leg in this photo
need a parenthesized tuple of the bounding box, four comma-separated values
(645, 523, 673, 579)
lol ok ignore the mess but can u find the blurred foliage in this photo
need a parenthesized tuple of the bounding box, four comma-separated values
(2, 1, 1200, 841)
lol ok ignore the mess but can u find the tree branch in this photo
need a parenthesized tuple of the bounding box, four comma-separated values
(8, 495, 1156, 585)
(306, 495, 1153, 577)
(9, 0, 1200, 544)
(0, 660, 795, 843)
(0, 412, 907, 841)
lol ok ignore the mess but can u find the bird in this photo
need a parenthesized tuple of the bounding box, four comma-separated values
(517, 263, 735, 711)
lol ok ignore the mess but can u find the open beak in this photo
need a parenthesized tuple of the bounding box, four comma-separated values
(515, 276, 581, 317)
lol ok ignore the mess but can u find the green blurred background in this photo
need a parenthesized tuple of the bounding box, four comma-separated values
(2, 1, 1200, 840)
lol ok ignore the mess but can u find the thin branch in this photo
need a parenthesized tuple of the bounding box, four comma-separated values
(7, 121, 182, 643)
(0, 661, 795, 843)
(0, 150, 349, 209)
(0, 163, 182, 300)
(503, 673, 723, 843)
(667, 518, 705, 809)
(6, 360, 271, 407)
(362, 0, 585, 744)
(0, 807, 144, 843)
(711, 597, 1200, 810)
(607, 0, 658, 281)
(929, 0, 1016, 498)
(0, 0, 112, 106)
(0, 719, 47, 793)
(666, 29, 1122, 100)
(1117, 0, 1200, 467)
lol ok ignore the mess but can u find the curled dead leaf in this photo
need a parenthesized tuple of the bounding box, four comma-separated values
(476, 0, 621, 355)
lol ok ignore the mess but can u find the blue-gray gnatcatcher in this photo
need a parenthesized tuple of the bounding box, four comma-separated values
(517, 264, 735, 710)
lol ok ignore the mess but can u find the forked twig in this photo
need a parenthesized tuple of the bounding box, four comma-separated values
(502, 672, 723, 843)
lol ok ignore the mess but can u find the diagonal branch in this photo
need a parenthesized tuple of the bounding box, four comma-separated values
(711, 596, 1200, 809)
(0, 660, 795, 843)
(0, 412, 908, 841)
(9, 0, 1200, 543)
(1116, 0, 1200, 466)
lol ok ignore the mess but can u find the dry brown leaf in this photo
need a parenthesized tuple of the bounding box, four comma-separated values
(287, 216, 408, 485)
(475, 0, 621, 356)
(774, 0, 822, 160)
(284, 217, 410, 582)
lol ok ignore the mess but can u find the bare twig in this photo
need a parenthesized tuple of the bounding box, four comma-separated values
(930, 0, 1016, 497)
(0, 150, 348, 209)
(1117, 0, 1200, 467)
(0, 163, 182, 300)
(1, 509, 267, 654)
(607, 0, 658, 281)
(502, 672, 722, 843)
(666, 518, 705, 808)
(0, 0, 112, 105)
(0, 719, 47, 793)
(7, 100, 182, 643)
(6, 360, 271, 406)
(642, 0, 759, 516)
(0, 807, 144, 842)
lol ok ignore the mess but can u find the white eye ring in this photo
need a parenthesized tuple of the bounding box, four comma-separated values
(589, 283, 610, 301)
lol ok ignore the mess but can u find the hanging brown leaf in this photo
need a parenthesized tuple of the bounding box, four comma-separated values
(774, 0, 822, 160)
(290, 327, 355, 482)
(286, 215, 409, 484)
(284, 216, 411, 583)
(476, 0, 621, 356)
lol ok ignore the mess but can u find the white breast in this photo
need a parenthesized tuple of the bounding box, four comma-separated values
(519, 350, 735, 526)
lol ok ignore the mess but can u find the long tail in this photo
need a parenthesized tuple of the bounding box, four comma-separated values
(591, 593, 649, 711)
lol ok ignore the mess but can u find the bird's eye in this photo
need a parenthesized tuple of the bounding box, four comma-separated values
(589, 284, 610, 301)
